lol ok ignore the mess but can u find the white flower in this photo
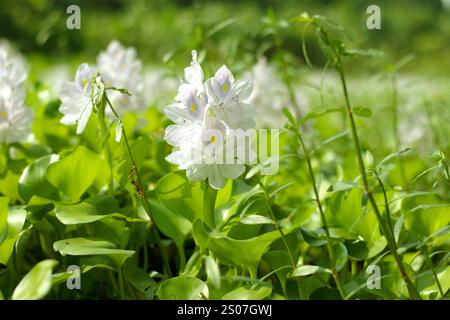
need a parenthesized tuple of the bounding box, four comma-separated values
(206, 65, 255, 129)
(97, 40, 145, 114)
(58, 63, 99, 134)
(0, 40, 27, 89)
(0, 89, 33, 144)
(0, 46, 33, 144)
(142, 68, 177, 108)
(164, 50, 255, 189)
(246, 57, 304, 128)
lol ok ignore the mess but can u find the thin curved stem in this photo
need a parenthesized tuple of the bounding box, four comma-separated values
(104, 93, 172, 277)
(336, 57, 421, 300)
(290, 125, 346, 299)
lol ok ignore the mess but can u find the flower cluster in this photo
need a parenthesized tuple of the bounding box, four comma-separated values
(97, 40, 145, 115)
(59, 40, 145, 134)
(0, 45, 33, 144)
(164, 50, 255, 189)
(246, 57, 306, 128)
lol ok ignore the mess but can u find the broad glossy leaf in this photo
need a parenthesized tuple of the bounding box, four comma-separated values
(326, 188, 387, 260)
(0, 197, 8, 244)
(148, 199, 192, 251)
(54, 195, 143, 225)
(0, 207, 27, 265)
(156, 171, 203, 222)
(221, 285, 272, 300)
(193, 219, 280, 278)
(18, 155, 60, 203)
(204, 255, 221, 289)
(12, 259, 58, 300)
(46, 146, 103, 201)
(53, 238, 135, 267)
(290, 265, 332, 277)
(157, 276, 208, 300)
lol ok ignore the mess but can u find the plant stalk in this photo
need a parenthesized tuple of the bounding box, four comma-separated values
(336, 57, 421, 300)
(291, 125, 346, 299)
(104, 93, 172, 277)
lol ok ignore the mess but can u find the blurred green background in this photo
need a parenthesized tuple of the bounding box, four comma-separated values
(1, 0, 450, 75)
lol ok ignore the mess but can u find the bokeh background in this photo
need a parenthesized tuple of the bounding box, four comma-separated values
(1, 0, 450, 74)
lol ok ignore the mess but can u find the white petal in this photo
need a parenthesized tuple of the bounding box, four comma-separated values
(165, 103, 193, 123)
(186, 165, 209, 181)
(232, 79, 253, 101)
(76, 102, 93, 134)
(164, 124, 201, 146)
(208, 165, 227, 189)
(220, 164, 245, 179)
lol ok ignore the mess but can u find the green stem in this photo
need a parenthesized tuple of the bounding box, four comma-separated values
(290, 126, 346, 299)
(104, 93, 172, 277)
(97, 98, 114, 195)
(203, 182, 217, 227)
(118, 266, 125, 300)
(424, 246, 444, 298)
(260, 182, 305, 299)
(336, 57, 421, 300)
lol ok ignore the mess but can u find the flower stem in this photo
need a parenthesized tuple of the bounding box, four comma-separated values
(97, 98, 114, 195)
(289, 124, 346, 299)
(336, 57, 421, 300)
(104, 93, 172, 277)
(424, 246, 444, 298)
(260, 182, 305, 299)
(203, 182, 217, 227)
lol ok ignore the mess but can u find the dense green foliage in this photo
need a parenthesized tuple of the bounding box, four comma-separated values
(0, 1, 448, 300)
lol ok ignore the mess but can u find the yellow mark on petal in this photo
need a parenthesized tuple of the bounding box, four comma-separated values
(190, 103, 196, 113)
(82, 79, 87, 86)
(223, 83, 228, 93)
(210, 135, 217, 144)
(0, 111, 7, 120)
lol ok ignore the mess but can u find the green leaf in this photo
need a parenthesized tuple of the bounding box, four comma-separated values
(12, 259, 58, 300)
(123, 260, 157, 299)
(156, 172, 203, 222)
(290, 265, 332, 277)
(352, 106, 372, 118)
(333, 242, 348, 272)
(299, 107, 342, 124)
(221, 285, 272, 300)
(157, 276, 208, 300)
(343, 48, 384, 58)
(240, 215, 274, 225)
(193, 219, 280, 278)
(0, 197, 8, 245)
(204, 255, 221, 289)
(54, 195, 143, 225)
(0, 207, 27, 265)
(18, 155, 60, 203)
(326, 188, 387, 260)
(46, 146, 103, 201)
(53, 238, 135, 267)
(148, 199, 192, 252)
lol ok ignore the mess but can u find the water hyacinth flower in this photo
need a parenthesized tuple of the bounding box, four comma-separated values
(246, 57, 306, 128)
(97, 40, 145, 115)
(164, 50, 255, 189)
(0, 46, 33, 144)
(58, 63, 100, 134)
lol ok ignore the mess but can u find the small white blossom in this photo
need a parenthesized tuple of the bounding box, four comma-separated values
(0, 46, 33, 144)
(58, 63, 98, 134)
(97, 40, 145, 114)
